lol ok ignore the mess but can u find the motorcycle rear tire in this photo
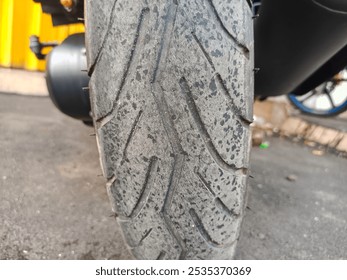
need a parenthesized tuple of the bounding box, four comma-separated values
(85, 0, 254, 259)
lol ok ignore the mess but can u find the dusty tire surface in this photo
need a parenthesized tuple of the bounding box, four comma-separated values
(85, 0, 254, 259)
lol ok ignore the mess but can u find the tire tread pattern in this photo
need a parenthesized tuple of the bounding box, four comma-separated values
(86, 0, 253, 259)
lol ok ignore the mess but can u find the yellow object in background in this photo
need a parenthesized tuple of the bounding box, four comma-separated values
(0, 0, 84, 71)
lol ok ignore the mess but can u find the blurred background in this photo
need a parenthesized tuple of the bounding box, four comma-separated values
(0, 0, 83, 71)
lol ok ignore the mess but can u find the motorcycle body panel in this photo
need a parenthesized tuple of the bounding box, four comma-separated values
(255, 0, 347, 97)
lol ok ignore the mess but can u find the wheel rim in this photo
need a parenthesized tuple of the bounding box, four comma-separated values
(288, 69, 347, 116)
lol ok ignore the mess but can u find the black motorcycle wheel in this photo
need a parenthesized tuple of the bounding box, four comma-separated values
(85, 0, 254, 259)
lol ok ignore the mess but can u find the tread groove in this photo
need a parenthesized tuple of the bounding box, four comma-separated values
(96, 7, 150, 127)
(160, 155, 187, 259)
(215, 73, 253, 124)
(128, 228, 154, 249)
(126, 156, 158, 219)
(122, 110, 144, 162)
(195, 171, 216, 196)
(152, 85, 185, 153)
(88, 0, 119, 76)
(156, 251, 167, 260)
(152, 1, 179, 83)
(151, 0, 187, 259)
(215, 197, 240, 218)
(179, 77, 247, 175)
(137, 228, 153, 246)
(191, 32, 216, 72)
(189, 208, 236, 249)
(206, 0, 249, 57)
(196, 171, 240, 219)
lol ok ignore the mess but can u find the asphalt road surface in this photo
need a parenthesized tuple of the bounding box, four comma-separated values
(1, 93, 346, 259)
